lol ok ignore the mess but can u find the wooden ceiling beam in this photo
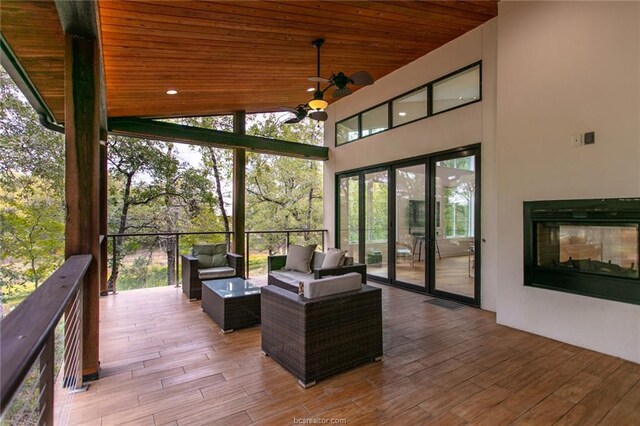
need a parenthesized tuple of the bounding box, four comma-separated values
(107, 117, 329, 161)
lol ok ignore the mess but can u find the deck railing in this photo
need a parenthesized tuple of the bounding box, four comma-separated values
(105, 229, 328, 290)
(107, 231, 233, 293)
(0, 255, 91, 425)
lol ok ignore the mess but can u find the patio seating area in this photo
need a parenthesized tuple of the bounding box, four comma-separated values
(66, 283, 639, 425)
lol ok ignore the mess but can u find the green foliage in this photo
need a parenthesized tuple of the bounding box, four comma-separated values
(0, 68, 65, 309)
(2, 62, 326, 300)
(0, 70, 65, 191)
(245, 114, 324, 253)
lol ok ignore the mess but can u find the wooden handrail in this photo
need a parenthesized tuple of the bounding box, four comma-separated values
(0, 255, 92, 412)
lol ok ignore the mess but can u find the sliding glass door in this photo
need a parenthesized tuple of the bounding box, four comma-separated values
(430, 150, 480, 304)
(338, 175, 360, 262)
(364, 170, 389, 279)
(394, 164, 427, 288)
(336, 146, 481, 306)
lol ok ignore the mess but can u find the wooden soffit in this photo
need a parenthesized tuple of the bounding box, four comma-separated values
(1, 1, 497, 123)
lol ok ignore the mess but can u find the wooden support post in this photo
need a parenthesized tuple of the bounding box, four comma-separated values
(233, 111, 246, 268)
(99, 135, 108, 296)
(64, 33, 101, 380)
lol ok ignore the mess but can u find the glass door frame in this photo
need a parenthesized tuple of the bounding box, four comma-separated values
(428, 147, 481, 306)
(390, 159, 431, 292)
(335, 144, 481, 306)
(335, 166, 391, 283)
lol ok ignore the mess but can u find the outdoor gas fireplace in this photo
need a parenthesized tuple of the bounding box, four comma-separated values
(524, 198, 640, 305)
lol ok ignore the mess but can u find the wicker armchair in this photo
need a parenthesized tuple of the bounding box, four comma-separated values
(260, 284, 383, 388)
(181, 252, 243, 300)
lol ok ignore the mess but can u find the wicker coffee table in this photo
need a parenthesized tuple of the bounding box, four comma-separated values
(201, 277, 261, 333)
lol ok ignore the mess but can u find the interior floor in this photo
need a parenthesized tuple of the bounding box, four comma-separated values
(368, 254, 475, 298)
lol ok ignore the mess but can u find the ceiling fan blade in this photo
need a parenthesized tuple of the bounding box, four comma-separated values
(349, 70, 374, 86)
(308, 76, 330, 83)
(280, 106, 298, 113)
(309, 110, 328, 122)
(284, 116, 304, 124)
(332, 87, 353, 98)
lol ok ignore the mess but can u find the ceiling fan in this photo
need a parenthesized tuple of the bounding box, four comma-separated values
(282, 39, 374, 124)
(281, 104, 327, 124)
(308, 39, 374, 99)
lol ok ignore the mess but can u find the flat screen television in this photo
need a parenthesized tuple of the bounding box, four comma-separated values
(408, 200, 426, 229)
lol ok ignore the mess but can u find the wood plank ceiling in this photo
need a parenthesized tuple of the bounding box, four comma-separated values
(1, 1, 497, 123)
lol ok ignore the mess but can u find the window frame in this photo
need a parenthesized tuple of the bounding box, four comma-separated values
(334, 61, 482, 147)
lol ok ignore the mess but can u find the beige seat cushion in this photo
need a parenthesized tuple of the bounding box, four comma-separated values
(303, 272, 362, 299)
(270, 270, 313, 286)
(198, 266, 236, 280)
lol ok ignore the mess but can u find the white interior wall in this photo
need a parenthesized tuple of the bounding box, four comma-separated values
(496, 1, 640, 362)
(323, 20, 499, 311)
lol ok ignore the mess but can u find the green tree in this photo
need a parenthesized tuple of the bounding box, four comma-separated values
(0, 67, 65, 308)
(0, 69, 64, 191)
(245, 114, 324, 253)
(107, 135, 219, 289)
(0, 182, 64, 292)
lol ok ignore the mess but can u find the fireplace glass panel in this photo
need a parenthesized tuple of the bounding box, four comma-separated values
(536, 223, 638, 279)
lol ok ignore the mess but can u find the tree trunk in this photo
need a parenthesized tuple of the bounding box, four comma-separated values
(166, 235, 176, 286)
(165, 146, 177, 286)
(107, 173, 132, 291)
(209, 147, 230, 244)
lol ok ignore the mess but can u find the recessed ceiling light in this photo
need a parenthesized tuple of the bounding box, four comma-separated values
(307, 87, 315, 92)
(398, 112, 407, 117)
(459, 96, 464, 100)
(166, 89, 178, 95)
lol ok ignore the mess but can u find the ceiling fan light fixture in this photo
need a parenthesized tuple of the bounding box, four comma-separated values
(309, 90, 328, 110)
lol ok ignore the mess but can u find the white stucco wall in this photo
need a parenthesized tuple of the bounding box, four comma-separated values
(496, 1, 640, 362)
(323, 20, 499, 311)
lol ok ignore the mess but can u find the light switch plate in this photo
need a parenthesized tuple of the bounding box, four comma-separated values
(584, 131, 595, 145)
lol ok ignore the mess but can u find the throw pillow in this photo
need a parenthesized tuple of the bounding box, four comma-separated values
(321, 248, 347, 269)
(192, 243, 228, 268)
(284, 244, 317, 273)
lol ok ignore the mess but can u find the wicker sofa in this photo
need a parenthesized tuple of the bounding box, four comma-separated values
(267, 252, 367, 292)
(181, 250, 243, 300)
(261, 277, 383, 388)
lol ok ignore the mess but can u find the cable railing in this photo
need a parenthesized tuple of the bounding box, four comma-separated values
(0, 255, 91, 426)
(105, 229, 328, 291)
(107, 231, 232, 293)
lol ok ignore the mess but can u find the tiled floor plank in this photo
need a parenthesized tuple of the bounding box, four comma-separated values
(66, 284, 639, 425)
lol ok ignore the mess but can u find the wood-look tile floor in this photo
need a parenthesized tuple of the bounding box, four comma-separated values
(68, 284, 640, 425)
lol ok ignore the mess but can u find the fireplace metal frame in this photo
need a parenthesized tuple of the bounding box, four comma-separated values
(524, 198, 640, 305)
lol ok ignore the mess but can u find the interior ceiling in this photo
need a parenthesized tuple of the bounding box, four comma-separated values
(1, 0, 497, 124)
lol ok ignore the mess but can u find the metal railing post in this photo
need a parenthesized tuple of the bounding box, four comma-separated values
(286, 231, 290, 252)
(175, 233, 180, 287)
(245, 232, 250, 278)
(321, 230, 326, 252)
(111, 235, 116, 294)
